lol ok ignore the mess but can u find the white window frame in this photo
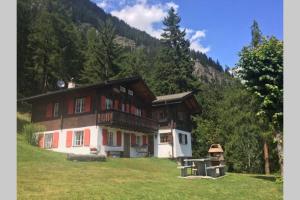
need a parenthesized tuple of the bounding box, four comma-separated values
(136, 107, 141, 116)
(53, 102, 59, 117)
(44, 133, 53, 149)
(73, 131, 84, 147)
(75, 98, 85, 114)
(128, 89, 133, 96)
(178, 133, 188, 145)
(120, 86, 126, 93)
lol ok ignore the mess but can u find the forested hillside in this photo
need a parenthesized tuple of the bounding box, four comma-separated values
(17, 0, 224, 98)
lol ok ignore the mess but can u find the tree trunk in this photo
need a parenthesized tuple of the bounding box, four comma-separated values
(263, 140, 270, 175)
(275, 132, 284, 176)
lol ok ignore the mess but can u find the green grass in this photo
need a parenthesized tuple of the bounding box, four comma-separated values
(17, 113, 283, 200)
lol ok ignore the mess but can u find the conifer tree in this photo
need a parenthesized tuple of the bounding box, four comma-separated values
(251, 20, 262, 48)
(154, 7, 197, 95)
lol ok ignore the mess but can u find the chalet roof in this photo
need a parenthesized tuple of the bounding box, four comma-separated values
(18, 76, 156, 103)
(153, 91, 192, 103)
(152, 91, 201, 114)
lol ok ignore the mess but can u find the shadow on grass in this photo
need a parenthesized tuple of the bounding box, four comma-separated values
(251, 175, 277, 182)
(17, 116, 30, 133)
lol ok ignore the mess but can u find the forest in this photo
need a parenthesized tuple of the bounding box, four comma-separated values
(17, 0, 283, 175)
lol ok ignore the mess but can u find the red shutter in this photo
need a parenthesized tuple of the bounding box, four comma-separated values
(101, 96, 106, 111)
(66, 131, 73, 147)
(67, 98, 74, 114)
(131, 105, 136, 115)
(114, 99, 119, 110)
(102, 128, 108, 145)
(85, 96, 91, 112)
(38, 134, 44, 148)
(52, 132, 59, 148)
(84, 129, 91, 146)
(131, 133, 136, 145)
(46, 103, 53, 118)
(143, 135, 147, 145)
(116, 131, 122, 146)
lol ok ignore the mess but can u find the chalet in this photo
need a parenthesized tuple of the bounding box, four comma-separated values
(152, 92, 201, 158)
(18, 77, 201, 158)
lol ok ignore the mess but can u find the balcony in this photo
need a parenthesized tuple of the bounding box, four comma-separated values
(98, 110, 158, 133)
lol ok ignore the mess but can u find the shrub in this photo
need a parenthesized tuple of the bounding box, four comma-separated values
(22, 124, 45, 146)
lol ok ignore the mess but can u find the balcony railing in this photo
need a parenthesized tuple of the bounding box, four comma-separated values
(98, 110, 158, 133)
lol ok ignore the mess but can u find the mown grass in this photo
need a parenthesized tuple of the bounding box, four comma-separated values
(17, 113, 283, 200)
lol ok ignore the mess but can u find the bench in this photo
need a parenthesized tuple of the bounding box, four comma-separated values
(206, 165, 226, 177)
(178, 165, 194, 177)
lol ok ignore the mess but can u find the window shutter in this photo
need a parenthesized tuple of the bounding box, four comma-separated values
(131, 133, 136, 145)
(46, 103, 53, 118)
(102, 129, 108, 145)
(101, 96, 106, 111)
(84, 129, 91, 146)
(85, 96, 91, 112)
(142, 135, 147, 145)
(67, 98, 74, 114)
(116, 131, 122, 146)
(185, 134, 188, 144)
(52, 132, 59, 148)
(131, 104, 136, 115)
(114, 99, 119, 110)
(38, 134, 44, 148)
(66, 131, 73, 147)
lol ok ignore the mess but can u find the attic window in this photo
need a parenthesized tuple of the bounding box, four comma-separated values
(128, 89, 133, 96)
(120, 86, 126, 93)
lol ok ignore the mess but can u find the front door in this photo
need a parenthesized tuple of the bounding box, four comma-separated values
(148, 135, 154, 156)
(123, 133, 130, 157)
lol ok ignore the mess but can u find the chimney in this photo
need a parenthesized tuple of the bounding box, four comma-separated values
(68, 78, 75, 89)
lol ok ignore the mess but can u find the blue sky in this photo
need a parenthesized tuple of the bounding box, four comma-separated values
(91, 0, 283, 68)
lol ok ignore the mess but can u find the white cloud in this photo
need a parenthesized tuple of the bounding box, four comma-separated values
(111, 1, 178, 38)
(187, 29, 210, 53)
(166, 2, 179, 11)
(96, 0, 108, 9)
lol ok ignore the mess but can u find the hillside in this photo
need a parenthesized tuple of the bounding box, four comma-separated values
(17, 112, 282, 200)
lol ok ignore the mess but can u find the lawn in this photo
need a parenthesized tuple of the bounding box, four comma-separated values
(17, 113, 283, 200)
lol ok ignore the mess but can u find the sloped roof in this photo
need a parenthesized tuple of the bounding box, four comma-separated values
(208, 144, 224, 153)
(18, 76, 156, 103)
(153, 91, 192, 103)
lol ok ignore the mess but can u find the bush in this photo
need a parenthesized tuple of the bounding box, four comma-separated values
(22, 124, 45, 146)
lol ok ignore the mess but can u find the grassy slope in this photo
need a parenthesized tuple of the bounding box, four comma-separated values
(17, 113, 283, 200)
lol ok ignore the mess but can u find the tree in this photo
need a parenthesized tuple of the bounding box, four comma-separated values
(153, 7, 197, 95)
(237, 36, 283, 175)
(251, 20, 262, 48)
(80, 19, 123, 84)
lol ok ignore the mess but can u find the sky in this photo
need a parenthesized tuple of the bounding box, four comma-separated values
(91, 0, 283, 68)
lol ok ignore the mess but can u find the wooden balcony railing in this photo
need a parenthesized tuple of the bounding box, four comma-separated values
(98, 110, 158, 133)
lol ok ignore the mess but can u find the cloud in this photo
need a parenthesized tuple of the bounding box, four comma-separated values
(96, 0, 108, 9)
(111, 1, 178, 38)
(188, 30, 210, 53)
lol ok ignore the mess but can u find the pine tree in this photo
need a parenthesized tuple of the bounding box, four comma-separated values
(251, 20, 262, 48)
(80, 19, 123, 84)
(154, 7, 196, 95)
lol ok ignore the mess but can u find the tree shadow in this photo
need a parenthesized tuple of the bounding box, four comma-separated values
(251, 175, 277, 182)
(17, 114, 30, 133)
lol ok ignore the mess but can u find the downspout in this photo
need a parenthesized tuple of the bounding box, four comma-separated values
(171, 119, 174, 159)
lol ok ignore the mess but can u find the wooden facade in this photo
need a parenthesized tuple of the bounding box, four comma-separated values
(23, 77, 158, 133)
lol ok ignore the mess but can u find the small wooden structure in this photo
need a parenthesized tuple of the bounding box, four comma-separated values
(208, 144, 225, 166)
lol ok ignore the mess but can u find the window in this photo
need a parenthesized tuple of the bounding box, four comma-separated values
(160, 133, 172, 144)
(179, 133, 188, 145)
(44, 133, 53, 149)
(75, 98, 85, 113)
(108, 131, 114, 146)
(120, 86, 126, 93)
(73, 131, 84, 146)
(136, 107, 142, 116)
(128, 89, 133, 96)
(136, 136, 141, 145)
(106, 98, 113, 110)
(53, 102, 59, 117)
(159, 110, 167, 122)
